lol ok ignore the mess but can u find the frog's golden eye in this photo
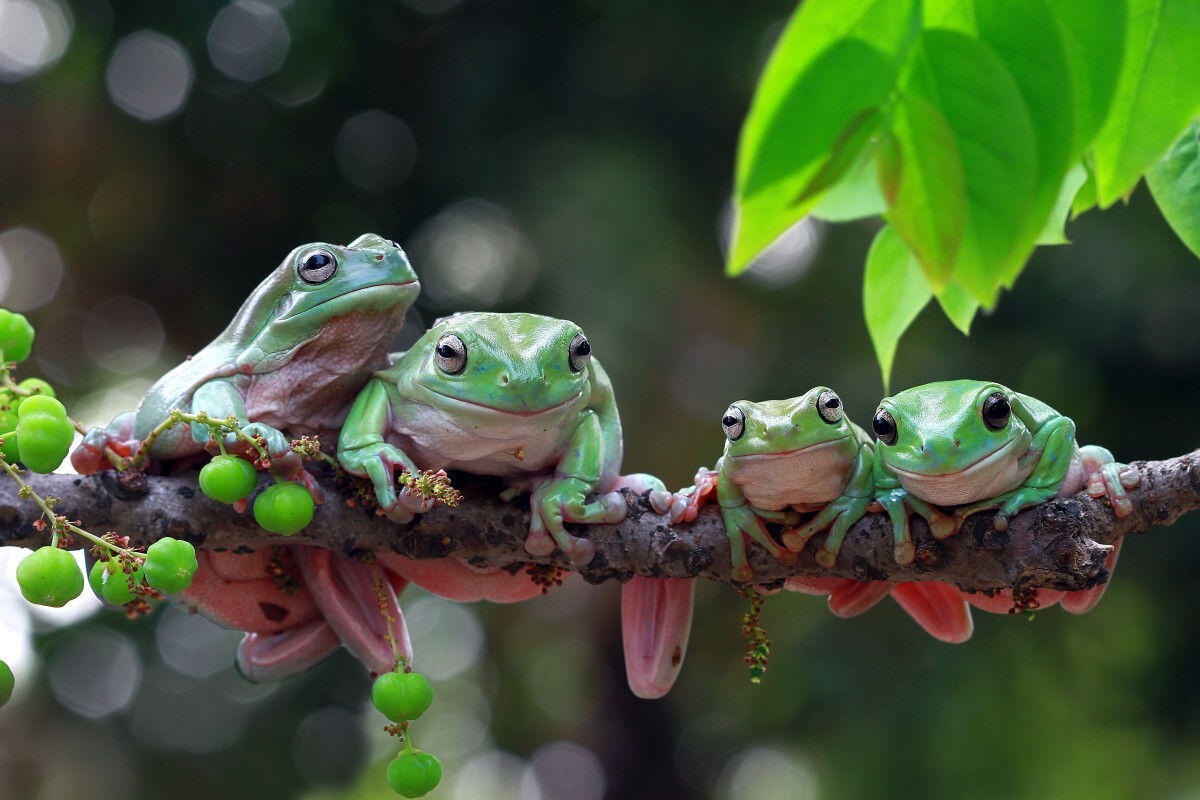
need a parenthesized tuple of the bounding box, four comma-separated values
(982, 392, 1011, 430)
(569, 333, 591, 373)
(721, 406, 745, 441)
(817, 390, 843, 424)
(298, 249, 338, 284)
(872, 408, 897, 445)
(434, 334, 467, 374)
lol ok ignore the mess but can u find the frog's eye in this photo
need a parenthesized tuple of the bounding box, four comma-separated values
(434, 334, 467, 374)
(298, 249, 338, 284)
(817, 390, 843, 424)
(872, 408, 897, 446)
(982, 392, 1011, 430)
(569, 333, 592, 373)
(721, 406, 745, 441)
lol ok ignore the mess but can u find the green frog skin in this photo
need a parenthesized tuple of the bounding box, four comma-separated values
(338, 312, 693, 698)
(871, 379, 1140, 613)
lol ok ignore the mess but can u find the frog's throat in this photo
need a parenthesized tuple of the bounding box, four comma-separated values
(276, 280, 418, 323)
(423, 386, 585, 417)
(728, 434, 850, 461)
(888, 434, 1021, 479)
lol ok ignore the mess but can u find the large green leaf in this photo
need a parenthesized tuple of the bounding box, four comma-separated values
(1147, 120, 1200, 258)
(811, 144, 887, 222)
(901, 30, 1038, 306)
(934, 281, 979, 334)
(881, 92, 965, 289)
(730, 40, 895, 273)
(864, 225, 932, 391)
(1091, 0, 1200, 206)
(1049, 0, 1127, 152)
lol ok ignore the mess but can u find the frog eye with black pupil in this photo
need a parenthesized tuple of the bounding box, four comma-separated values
(434, 334, 467, 374)
(872, 408, 897, 445)
(569, 333, 591, 372)
(817, 390, 843, 424)
(982, 392, 1011, 430)
(298, 249, 337, 284)
(722, 406, 745, 441)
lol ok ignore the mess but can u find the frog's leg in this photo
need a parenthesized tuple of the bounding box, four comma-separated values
(784, 577, 893, 618)
(236, 619, 343, 683)
(176, 549, 322, 634)
(375, 552, 547, 604)
(621, 576, 695, 699)
(70, 411, 139, 474)
(1078, 444, 1140, 517)
(526, 409, 626, 564)
(716, 459, 797, 583)
(652, 467, 719, 524)
(337, 378, 431, 522)
(192, 379, 291, 457)
(782, 444, 874, 567)
(890, 582, 974, 643)
(954, 416, 1078, 532)
(293, 547, 413, 676)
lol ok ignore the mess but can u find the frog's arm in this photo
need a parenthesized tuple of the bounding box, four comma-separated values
(715, 457, 797, 583)
(781, 439, 874, 568)
(588, 359, 624, 490)
(191, 378, 290, 456)
(870, 447, 955, 564)
(952, 408, 1077, 531)
(337, 377, 422, 515)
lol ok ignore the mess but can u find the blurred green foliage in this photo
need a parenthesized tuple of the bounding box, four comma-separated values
(1, 1, 1200, 799)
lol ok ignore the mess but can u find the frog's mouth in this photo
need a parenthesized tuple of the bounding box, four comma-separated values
(278, 280, 418, 322)
(887, 436, 1028, 506)
(887, 435, 1021, 479)
(425, 387, 584, 417)
(730, 436, 849, 461)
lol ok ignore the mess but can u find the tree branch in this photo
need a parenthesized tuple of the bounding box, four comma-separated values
(1, 450, 1197, 594)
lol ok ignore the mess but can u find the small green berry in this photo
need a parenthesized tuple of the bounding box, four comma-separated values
(16, 394, 65, 421)
(144, 537, 198, 594)
(387, 751, 442, 798)
(17, 546, 83, 607)
(253, 482, 314, 535)
(0, 660, 13, 708)
(199, 454, 259, 504)
(0, 430, 18, 463)
(15, 411, 73, 473)
(372, 671, 434, 722)
(17, 378, 54, 399)
(0, 310, 34, 363)
(88, 558, 143, 605)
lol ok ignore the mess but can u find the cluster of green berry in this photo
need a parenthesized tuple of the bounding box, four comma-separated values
(372, 669, 442, 797)
(198, 453, 315, 534)
(15, 536, 198, 608)
(0, 310, 74, 474)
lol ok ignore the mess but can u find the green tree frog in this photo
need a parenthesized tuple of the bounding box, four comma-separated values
(72, 234, 419, 471)
(871, 379, 1140, 612)
(338, 311, 693, 698)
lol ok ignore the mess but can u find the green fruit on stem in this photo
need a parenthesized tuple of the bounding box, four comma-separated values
(89, 559, 143, 605)
(199, 454, 259, 504)
(0, 659, 13, 708)
(15, 412, 73, 473)
(387, 751, 442, 798)
(17, 546, 83, 607)
(17, 395, 66, 421)
(0, 310, 34, 363)
(0, 431, 18, 463)
(372, 671, 434, 722)
(144, 537, 198, 594)
(253, 482, 314, 535)
(17, 378, 54, 399)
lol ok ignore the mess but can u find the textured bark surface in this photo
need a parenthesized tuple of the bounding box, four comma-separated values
(1, 450, 1197, 594)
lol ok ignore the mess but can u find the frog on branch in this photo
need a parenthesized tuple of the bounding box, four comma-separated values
(72, 234, 420, 471)
(338, 311, 694, 698)
(72, 234, 427, 679)
(871, 379, 1141, 613)
(669, 387, 973, 643)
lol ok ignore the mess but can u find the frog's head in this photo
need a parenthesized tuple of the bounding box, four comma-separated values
(234, 234, 420, 371)
(871, 380, 1032, 478)
(410, 312, 593, 415)
(721, 387, 852, 459)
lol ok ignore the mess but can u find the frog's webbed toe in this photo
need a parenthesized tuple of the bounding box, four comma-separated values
(621, 576, 695, 699)
(177, 549, 321, 634)
(236, 619, 342, 683)
(376, 553, 548, 604)
(890, 582, 974, 644)
(784, 577, 892, 618)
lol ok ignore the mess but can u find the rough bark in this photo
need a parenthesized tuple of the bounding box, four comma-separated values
(1, 450, 1197, 594)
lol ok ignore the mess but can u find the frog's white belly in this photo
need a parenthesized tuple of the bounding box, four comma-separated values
(892, 445, 1039, 506)
(389, 401, 578, 478)
(728, 440, 856, 511)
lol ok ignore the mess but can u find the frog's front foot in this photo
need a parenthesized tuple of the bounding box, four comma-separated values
(525, 477, 623, 564)
(70, 416, 139, 474)
(621, 576, 695, 699)
(1084, 462, 1140, 518)
(654, 468, 718, 524)
(722, 504, 797, 583)
(780, 495, 871, 567)
(339, 442, 422, 517)
(240, 422, 292, 459)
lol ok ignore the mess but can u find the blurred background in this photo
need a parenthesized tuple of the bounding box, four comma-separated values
(1, 1, 1199, 798)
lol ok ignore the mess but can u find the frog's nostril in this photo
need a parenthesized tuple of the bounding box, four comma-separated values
(500, 374, 510, 386)
(954, 439, 961, 448)
(375, 254, 385, 261)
